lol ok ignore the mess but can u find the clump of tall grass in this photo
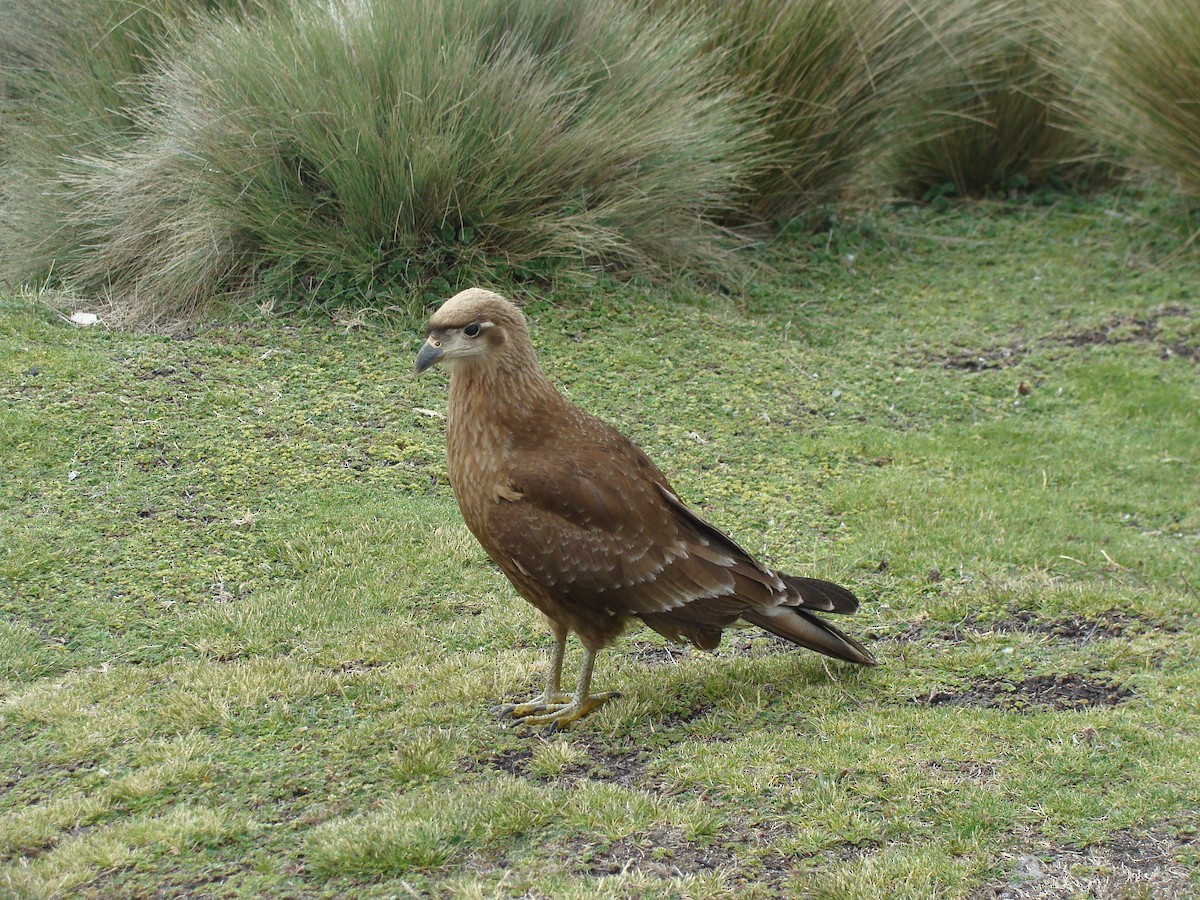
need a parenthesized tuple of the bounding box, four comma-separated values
(1060, 0, 1200, 200)
(0, 0, 284, 302)
(2, 0, 757, 329)
(880, 0, 1101, 199)
(645, 0, 959, 224)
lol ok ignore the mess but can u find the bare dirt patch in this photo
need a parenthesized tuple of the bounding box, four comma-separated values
(466, 740, 647, 787)
(954, 609, 1157, 647)
(915, 673, 1133, 711)
(928, 306, 1200, 376)
(577, 825, 740, 878)
(879, 609, 1164, 648)
(657, 701, 717, 731)
(568, 818, 803, 890)
(977, 825, 1199, 899)
(1060, 305, 1199, 363)
(936, 345, 1026, 371)
(567, 743, 646, 787)
(989, 609, 1159, 645)
(626, 640, 691, 667)
(467, 746, 533, 778)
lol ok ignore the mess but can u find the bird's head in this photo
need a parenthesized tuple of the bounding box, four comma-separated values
(413, 288, 532, 376)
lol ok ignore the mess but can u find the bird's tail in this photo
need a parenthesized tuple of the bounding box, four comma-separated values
(742, 605, 878, 666)
(782, 575, 860, 614)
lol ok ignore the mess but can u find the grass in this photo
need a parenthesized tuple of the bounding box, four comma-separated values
(882, 0, 1102, 199)
(5, 0, 1199, 333)
(649, 0, 964, 223)
(2, 192, 1199, 897)
(1061, 0, 1200, 201)
(0, 0, 756, 329)
(0, 0, 285, 291)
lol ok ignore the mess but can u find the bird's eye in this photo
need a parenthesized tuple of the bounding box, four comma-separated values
(463, 322, 481, 338)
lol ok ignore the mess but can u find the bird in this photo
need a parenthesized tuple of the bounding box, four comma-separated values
(414, 288, 876, 729)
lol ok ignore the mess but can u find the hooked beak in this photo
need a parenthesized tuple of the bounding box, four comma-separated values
(413, 338, 444, 375)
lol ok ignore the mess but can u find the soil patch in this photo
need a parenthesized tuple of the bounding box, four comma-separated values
(873, 609, 1155, 648)
(956, 609, 1154, 646)
(566, 743, 646, 786)
(936, 345, 1025, 371)
(466, 740, 647, 787)
(976, 824, 1199, 899)
(626, 640, 690, 667)
(657, 701, 717, 730)
(578, 825, 740, 878)
(915, 673, 1133, 711)
(1060, 305, 1199, 363)
(562, 818, 827, 893)
(930, 306, 1199, 375)
(572, 819, 800, 881)
(988, 609, 1152, 645)
(466, 746, 533, 778)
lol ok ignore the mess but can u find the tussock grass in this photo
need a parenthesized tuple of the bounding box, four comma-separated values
(882, 0, 1101, 198)
(7, 0, 1189, 331)
(0, 1, 283, 299)
(1061, 0, 1200, 199)
(0, 0, 267, 143)
(650, 0, 950, 223)
(2, 0, 756, 329)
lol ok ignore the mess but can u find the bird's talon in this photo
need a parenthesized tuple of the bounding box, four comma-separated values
(508, 691, 621, 730)
(494, 694, 576, 721)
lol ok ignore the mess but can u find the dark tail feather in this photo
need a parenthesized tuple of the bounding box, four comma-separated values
(782, 575, 860, 614)
(743, 606, 878, 666)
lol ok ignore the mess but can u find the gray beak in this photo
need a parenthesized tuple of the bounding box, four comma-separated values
(413, 338, 444, 375)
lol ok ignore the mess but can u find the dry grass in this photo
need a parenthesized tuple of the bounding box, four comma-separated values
(882, 0, 1103, 198)
(1, 0, 757, 329)
(1058, 0, 1200, 199)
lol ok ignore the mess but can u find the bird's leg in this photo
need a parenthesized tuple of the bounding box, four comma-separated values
(492, 628, 573, 719)
(537, 627, 570, 705)
(507, 644, 621, 731)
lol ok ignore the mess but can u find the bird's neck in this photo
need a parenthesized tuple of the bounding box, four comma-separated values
(446, 356, 567, 457)
(444, 355, 568, 529)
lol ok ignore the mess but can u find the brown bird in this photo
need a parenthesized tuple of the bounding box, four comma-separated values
(414, 288, 876, 728)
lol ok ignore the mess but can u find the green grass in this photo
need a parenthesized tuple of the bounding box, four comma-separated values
(0, 0, 755, 329)
(2, 193, 1199, 897)
(882, 0, 1102, 198)
(1061, 0, 1200, 201)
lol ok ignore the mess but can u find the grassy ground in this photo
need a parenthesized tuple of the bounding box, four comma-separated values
(2, 193, 1198, 898)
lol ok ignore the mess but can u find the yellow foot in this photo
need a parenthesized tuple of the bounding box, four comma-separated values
(491, 693, 574, 719)
(495, 692, 621, 731)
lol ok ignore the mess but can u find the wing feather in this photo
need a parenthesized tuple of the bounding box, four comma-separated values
(486, 445, 794, 625)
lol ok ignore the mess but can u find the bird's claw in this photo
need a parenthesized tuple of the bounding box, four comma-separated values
(493, 691, 621, 730)
(491, 692, 574, 719)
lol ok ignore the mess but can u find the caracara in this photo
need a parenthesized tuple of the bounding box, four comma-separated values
(414, 289, 876, 728)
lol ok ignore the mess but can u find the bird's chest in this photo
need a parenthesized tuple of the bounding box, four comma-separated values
(445, 410, 520, 536)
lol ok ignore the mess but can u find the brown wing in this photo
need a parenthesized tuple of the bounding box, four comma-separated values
(485, 442, 793, 624)
(483, 429, 873, 662)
